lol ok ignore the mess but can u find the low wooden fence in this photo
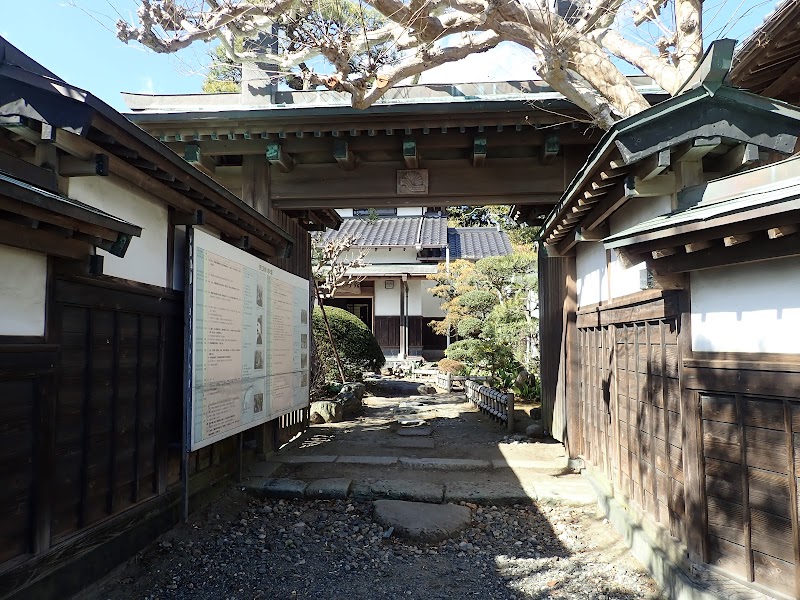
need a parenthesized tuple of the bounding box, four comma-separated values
(465, 380, 515, 432)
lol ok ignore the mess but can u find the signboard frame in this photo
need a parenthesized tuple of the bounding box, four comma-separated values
(181, 227, 310, 517)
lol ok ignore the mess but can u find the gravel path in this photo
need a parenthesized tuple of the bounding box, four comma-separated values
(78, 488, 664, 600)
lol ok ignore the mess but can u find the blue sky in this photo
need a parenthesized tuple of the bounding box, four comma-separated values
(1, 0, 777, 112)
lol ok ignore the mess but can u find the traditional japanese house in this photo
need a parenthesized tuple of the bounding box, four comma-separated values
(535, 39, 800, 599)
(319, 208, 514, 360)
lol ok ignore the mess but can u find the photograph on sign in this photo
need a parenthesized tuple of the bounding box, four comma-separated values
(189, 228, 310, 451)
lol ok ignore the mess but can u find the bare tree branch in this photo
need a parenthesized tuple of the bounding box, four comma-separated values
(116, 0, 714, 129)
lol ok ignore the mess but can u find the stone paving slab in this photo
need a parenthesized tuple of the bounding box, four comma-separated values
(351, 479, 445, 503)
(399, 457, 491, 470)
(335, 455, 399, 466)
(373, 500, 471, 542)
(258, 478, 308, 499)
(444, 481, 536, 505)
(273, 454, 338, 464)
(305, 478, 352, 500)
(492, 458, 554, 469)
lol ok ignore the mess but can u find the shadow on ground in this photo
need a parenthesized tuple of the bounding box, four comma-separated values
(73, 378, 663, 600)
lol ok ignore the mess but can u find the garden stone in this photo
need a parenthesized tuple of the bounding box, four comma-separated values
(335, 390, 362, 419)
(417, 384, 437, 395)
(309, 400, 343, 424)
(373, 500, 471, 542)
(514, 369, 531, 388)
(529, 407, 542, 419)
(341, 382, 366, 401)
(526, 423, 546, 438)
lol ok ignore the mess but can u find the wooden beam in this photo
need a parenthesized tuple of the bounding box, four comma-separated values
(767, 225, 799, 239)
(269, 157, 564, 206)
(0, 153, 58, 191)
(762, 57, 800, 98)
(403, 138, 418, 169)
(650, 231, 800, 274)
(626, 172, 678, 197)
(473, 136, 487, 168)
(266, 142, 294, 173)
(684, 240, 714, 253)
(171, 209, 204, 226)
(582, 180, 630, 230)
(0, 218, 89, 259)
(0, 115, 41, 144)
(59, 154, 109, 177)
(333, 139, 355, 171)
(712, 143, 759, 176)
(575, 225, 608, 242)
(636, 149, 671, 181)
(723, 233, 753, 247)
(674, 137, 722, 162)
(652, 247, 679, 259)
(183, 144, 216, 176)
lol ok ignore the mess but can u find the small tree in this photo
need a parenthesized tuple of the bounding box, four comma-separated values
(428, 249, 538, 384)
(311, 232, 369, 299)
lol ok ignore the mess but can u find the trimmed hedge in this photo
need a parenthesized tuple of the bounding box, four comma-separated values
(312, 306, 385, 381)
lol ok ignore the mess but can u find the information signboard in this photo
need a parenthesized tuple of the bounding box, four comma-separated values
(188, 228, 310, 451)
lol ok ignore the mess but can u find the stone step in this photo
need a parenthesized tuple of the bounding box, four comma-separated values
(268, 453, 564, 471)
(244, 474, 595, 506)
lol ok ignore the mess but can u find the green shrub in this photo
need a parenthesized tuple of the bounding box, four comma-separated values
(312, 306, 385, 381)
(437, 358, 466, 375)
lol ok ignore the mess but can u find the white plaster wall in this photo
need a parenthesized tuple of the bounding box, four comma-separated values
(396, 207, 423, 216)
(406, 279, 422, 315)
(69, 177, 168, 287)
(421, 280, 446, 317)
(575, 241, 608, 308)
(359, 248, 419, 264)
(691, 257, 800, 353)
(0, 245, 47, 336)
(607, 196, 673, 301)
(374, 280, 401, 315)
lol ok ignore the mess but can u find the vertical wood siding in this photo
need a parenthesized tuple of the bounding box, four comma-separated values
(51, 278, 182, 543)
(538, 252, 576, 444)
(577, 297, 686, 547)
(685, 363, 800, 598)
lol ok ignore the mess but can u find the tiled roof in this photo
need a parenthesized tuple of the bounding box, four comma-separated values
(448, 227, 513, 259)
(420, 216, 448, 246)
(322, 216, 447, 247)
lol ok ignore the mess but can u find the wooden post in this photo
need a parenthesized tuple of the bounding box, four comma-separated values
(507, 392, 515, 432)
(678, 291, 707, 564)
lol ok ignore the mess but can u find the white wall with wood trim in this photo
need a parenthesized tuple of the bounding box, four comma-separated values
(690, 256, 800, 353)
(575, 241, 608, 308)
(359, 248, 420, 264)
(607, 196, 673, 301)
(374, 279, 401, 315)
(421, 280, 446, 317)
(68, 177, 169, 288)
(0, 245, 47, 336)
(406, 278, 422, 315)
